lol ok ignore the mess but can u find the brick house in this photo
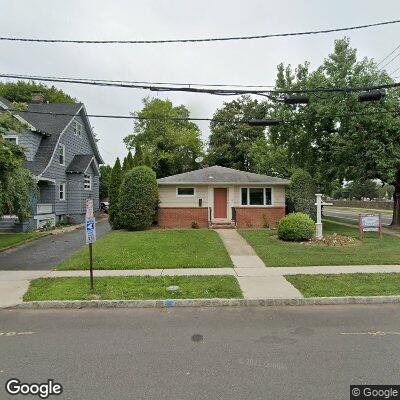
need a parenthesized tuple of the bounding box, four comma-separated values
(157, 165, 290, 228)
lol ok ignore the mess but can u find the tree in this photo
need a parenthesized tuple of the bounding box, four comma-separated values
(99, 165, 112, 200)
(287, 169, 316, 220)
(122, 151, 134, 174)
(108, 158, 122, 228)
(248, 137, 292, 177)
(268, 38, 400, 225)
(0, 80, 76, 104)
(118, 166, 158, 231)
(124, 98, 203, 178)
(346, 179, 379, 200)
(206, 96, 268, 171)
(0, 107, 36, 220)
(133, 144, 144, 166)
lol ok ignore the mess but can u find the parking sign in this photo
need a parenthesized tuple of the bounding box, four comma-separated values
(86, 217, 96, 244)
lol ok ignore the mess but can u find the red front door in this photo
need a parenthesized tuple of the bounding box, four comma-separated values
(214, 188, 227, 218)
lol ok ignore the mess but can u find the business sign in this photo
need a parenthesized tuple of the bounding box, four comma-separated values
(85, 217, 96, 244)
(359, 214, 382, 239)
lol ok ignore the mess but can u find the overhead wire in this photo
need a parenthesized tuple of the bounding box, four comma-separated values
(0, 19, 399, 45)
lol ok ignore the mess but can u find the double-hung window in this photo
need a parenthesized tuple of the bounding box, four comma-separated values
(59, 145, 65, 166)
(241, 188, 272, 206)
(73, 121, 83, 137)
(59, 183, 66, 201)
(84, 174, 92, 190)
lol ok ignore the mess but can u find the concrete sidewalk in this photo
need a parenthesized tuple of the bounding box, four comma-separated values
(216, 229, 303, 299)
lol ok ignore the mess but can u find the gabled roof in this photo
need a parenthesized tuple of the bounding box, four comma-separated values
(66, 155, 97, 174)
(0, 95, 104, 175)
(157, 165, 290, 185)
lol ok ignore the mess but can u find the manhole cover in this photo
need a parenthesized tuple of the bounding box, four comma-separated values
(166, 285, 180, 291)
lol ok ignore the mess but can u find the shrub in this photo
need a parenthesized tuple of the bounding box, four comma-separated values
(118, 166, 158, 231)
(287, 168, 316, 221)
(277, 212, 315, 241)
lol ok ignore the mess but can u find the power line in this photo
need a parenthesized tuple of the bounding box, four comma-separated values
(3, 107, 399, 125)
(1, 73, 400, 95)
(1, 19, 399, 45)
(377, 43, 400, 66)
(0, 73, 275, 89)
(380, 51, 400, 70)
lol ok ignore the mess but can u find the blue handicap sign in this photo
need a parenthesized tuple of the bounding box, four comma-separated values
(86, 217, 96, 244)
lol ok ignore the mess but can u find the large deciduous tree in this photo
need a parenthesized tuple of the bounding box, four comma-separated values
(206, 96, 268, 171)
(0, 81, 76, 104)
(124, 98, 203, 178)
(268, 38, 400, 226)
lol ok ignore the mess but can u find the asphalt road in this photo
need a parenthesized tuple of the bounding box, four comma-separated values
(324, 208, 393, 226)
(0, 219, 111, 271)
(1, 305, 400, 400)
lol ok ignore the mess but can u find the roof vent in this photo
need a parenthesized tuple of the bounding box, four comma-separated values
(208, 176, 214, 179)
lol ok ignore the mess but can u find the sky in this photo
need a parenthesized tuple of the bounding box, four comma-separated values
(0, 0, 400, 165)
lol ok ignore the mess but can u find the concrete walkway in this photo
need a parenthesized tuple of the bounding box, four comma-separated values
(216, 229, 303, 299)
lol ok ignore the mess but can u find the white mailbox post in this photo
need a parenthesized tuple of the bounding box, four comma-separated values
(315, 194, 333, 240)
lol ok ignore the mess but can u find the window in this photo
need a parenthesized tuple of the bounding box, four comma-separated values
(4, 135, 18, 144)
(84, 174, 92, 190)
(177, 187, 195, 196)
(59, 145, 65, 165)
(73, 121, 83, 137)
(241, 188, 272, 206)
(59, 183, 66, 201)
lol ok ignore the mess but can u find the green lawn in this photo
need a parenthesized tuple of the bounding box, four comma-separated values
(23, 276, 242, 301)
(323, 216, 358, 226)
(285, 273, 400, 297)
(239, 221, 400, 267)
(56, 229, 233, 270)
(0, 232, 46, 251)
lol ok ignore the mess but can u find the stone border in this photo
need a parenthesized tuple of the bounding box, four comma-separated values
(11, 295, 400, 309)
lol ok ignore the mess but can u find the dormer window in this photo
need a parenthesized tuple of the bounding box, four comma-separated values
(73, 121, 83, 137)
(59, 145, 65, 166)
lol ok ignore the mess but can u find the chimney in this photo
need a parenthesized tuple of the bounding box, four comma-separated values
(31, 92, 45, 103)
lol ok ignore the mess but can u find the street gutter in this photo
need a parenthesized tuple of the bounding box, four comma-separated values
(11, 295, 400, 309)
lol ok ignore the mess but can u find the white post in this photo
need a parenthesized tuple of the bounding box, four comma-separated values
(315, 194, 323, 240)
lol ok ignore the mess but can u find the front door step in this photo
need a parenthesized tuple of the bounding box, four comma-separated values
(210, 222, 236, 229)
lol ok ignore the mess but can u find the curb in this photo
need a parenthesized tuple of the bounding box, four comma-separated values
(10, 295, 400, 309)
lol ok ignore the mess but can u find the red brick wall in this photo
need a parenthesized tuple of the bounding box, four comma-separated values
(235, 207, 285, 228)
(158, 207, 209, 228)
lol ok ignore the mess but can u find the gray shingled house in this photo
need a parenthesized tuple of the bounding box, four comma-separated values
(0, 94, 103, 231)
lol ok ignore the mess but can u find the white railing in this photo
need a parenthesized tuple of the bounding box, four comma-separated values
(37, 203, 54, 214)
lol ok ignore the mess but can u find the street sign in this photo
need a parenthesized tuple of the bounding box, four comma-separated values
(85, 197, 96, 289)
(85, 217, 96, 244)
(359, 214, 382, 239)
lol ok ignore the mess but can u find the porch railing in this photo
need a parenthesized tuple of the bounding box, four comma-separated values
(37, 203, 54, 215)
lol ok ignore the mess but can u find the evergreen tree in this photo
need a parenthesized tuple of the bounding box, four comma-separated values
(133, 144, 144, 166)
(108, 158, 122, 228)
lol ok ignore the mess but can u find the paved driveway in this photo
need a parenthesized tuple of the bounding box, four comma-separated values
(0, 219, 111, 271)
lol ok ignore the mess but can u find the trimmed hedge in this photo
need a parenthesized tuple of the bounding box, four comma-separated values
(108, 158, 122, 229)
(118, 166, 158, 231)
(277, 212, 315, 241)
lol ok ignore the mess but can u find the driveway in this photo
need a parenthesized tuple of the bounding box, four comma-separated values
(0, 219, 111, 271)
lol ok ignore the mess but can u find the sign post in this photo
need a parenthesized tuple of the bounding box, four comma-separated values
(315, 194, 333, 240)
(358, 214, 382, 240)
(85, 198, 96, 289)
